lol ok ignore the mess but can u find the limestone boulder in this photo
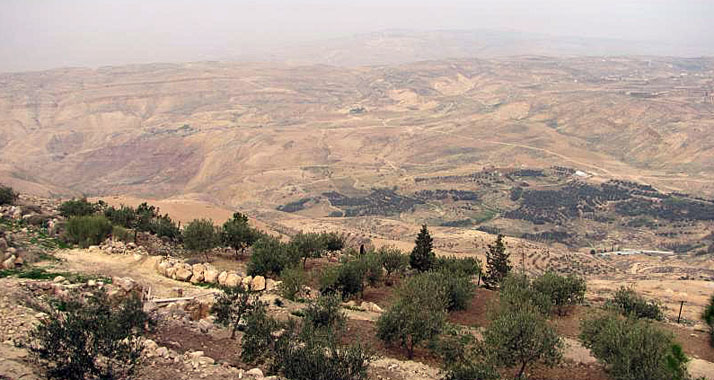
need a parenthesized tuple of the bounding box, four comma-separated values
(251, 276, 266, 291)
(190, 264, 206, 283)
(225, 273, 241, 288)
(217, 271, 228, 286)
(204, 269, 219, 284)
(175, 264, 193, 282)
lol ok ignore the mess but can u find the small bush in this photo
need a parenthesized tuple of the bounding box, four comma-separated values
(361, 251, 383, 287)
(29, 290, 151, 380)
(580, 313, 689, 380)
(323, 231, 346, 251)
(111, 225, 134, 243)
(435, 271, 475, 311)
(606, 287, 664, 320)
(531, 271, 586, 316)
(248, 236, 301, 277)
(303, 294, 345, 331)
(499, 274, 553, 316)
(319, 265, 341, 295)
(436, 256, 481, 278)
(0, 185, 18, 205)
(336, 259, 367, 299)
(274, 323, 372, 380)
(703, 294, 714, 346)
(65, 215, 113, 248)
(211, 285, 264, 339)
(280, 265, 306, 301)
(241, 306, 281, 365)
(104, 205, 137, 229)
(59, 198, 97, 217)
(149, 214, 180, 240)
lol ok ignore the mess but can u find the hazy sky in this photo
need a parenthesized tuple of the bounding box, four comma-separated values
(1, 0, 712, 72)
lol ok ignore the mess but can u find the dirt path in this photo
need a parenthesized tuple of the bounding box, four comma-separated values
(54, 249, 216, 299)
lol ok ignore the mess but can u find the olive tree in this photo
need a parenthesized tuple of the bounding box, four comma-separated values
(182, 218, 220, 261)
(483, 304, 562, 379)
(376, 273, 448, 359)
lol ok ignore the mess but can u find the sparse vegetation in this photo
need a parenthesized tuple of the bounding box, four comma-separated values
(211, 285, 264, 339)
(607, 286, 664, 321)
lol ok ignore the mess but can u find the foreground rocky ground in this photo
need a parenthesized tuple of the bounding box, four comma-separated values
(2, 195, 714, 380)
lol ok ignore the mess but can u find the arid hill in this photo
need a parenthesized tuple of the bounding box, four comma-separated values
(1, 57, 713, 252)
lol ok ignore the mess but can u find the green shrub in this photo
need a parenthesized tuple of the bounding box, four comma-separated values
(303, 294, 345, 331)
(376, 272, 448, 359)
(336, 259, 367, 299)
(432, 271, 475, 311)
(59, 198, 97, 217)
(580, 313, 689, 380)
(606, 287, 664, 320)
(379, 246, 408, 280)
(280, 265, 306, 301)
(211, 286, 264, 339)
(103, 205, 137, 229)
(484, 303, 562, 379)
(240, 305, 281, 365)
(499, 274, 553, 316)
(531, 271, 586, 316)
(182, 218, 220, 260)
(319, 265, 341, 295)
(247, 236, 300, 277)
(436, 256, 481, 278)
(445, 363, 500, 380)
(361, 251, 383, 287)
(111, 225, 134, 243)
(149, 214, 180, 240)
(29, 290, 151, 380)
(274, 323, 371, 380)
(703, 294, 714, 346)
(323, 231, 345, 251)
(65, 215, 113, 248)
(0, 185, 18, 205)
(241, 305, 371, 380)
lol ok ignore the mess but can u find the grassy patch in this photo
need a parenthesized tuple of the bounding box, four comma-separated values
(0, 265, 111, 284)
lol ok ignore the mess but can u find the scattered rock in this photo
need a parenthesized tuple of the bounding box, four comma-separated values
(2, 255, 16, 269)
(52, 275, 65, 283)
(245, 368, 264, 378)
(175, 264, 193, 281)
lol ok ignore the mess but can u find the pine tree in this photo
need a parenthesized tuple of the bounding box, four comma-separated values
(484, 234, 511, 289)
(410, 224, 435, 272)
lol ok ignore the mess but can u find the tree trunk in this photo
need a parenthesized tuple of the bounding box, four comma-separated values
(516, 361, 528, 379)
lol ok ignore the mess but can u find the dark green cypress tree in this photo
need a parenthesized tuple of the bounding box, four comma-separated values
(410, 224, 435, 272)
(484, 234, 511, 289)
